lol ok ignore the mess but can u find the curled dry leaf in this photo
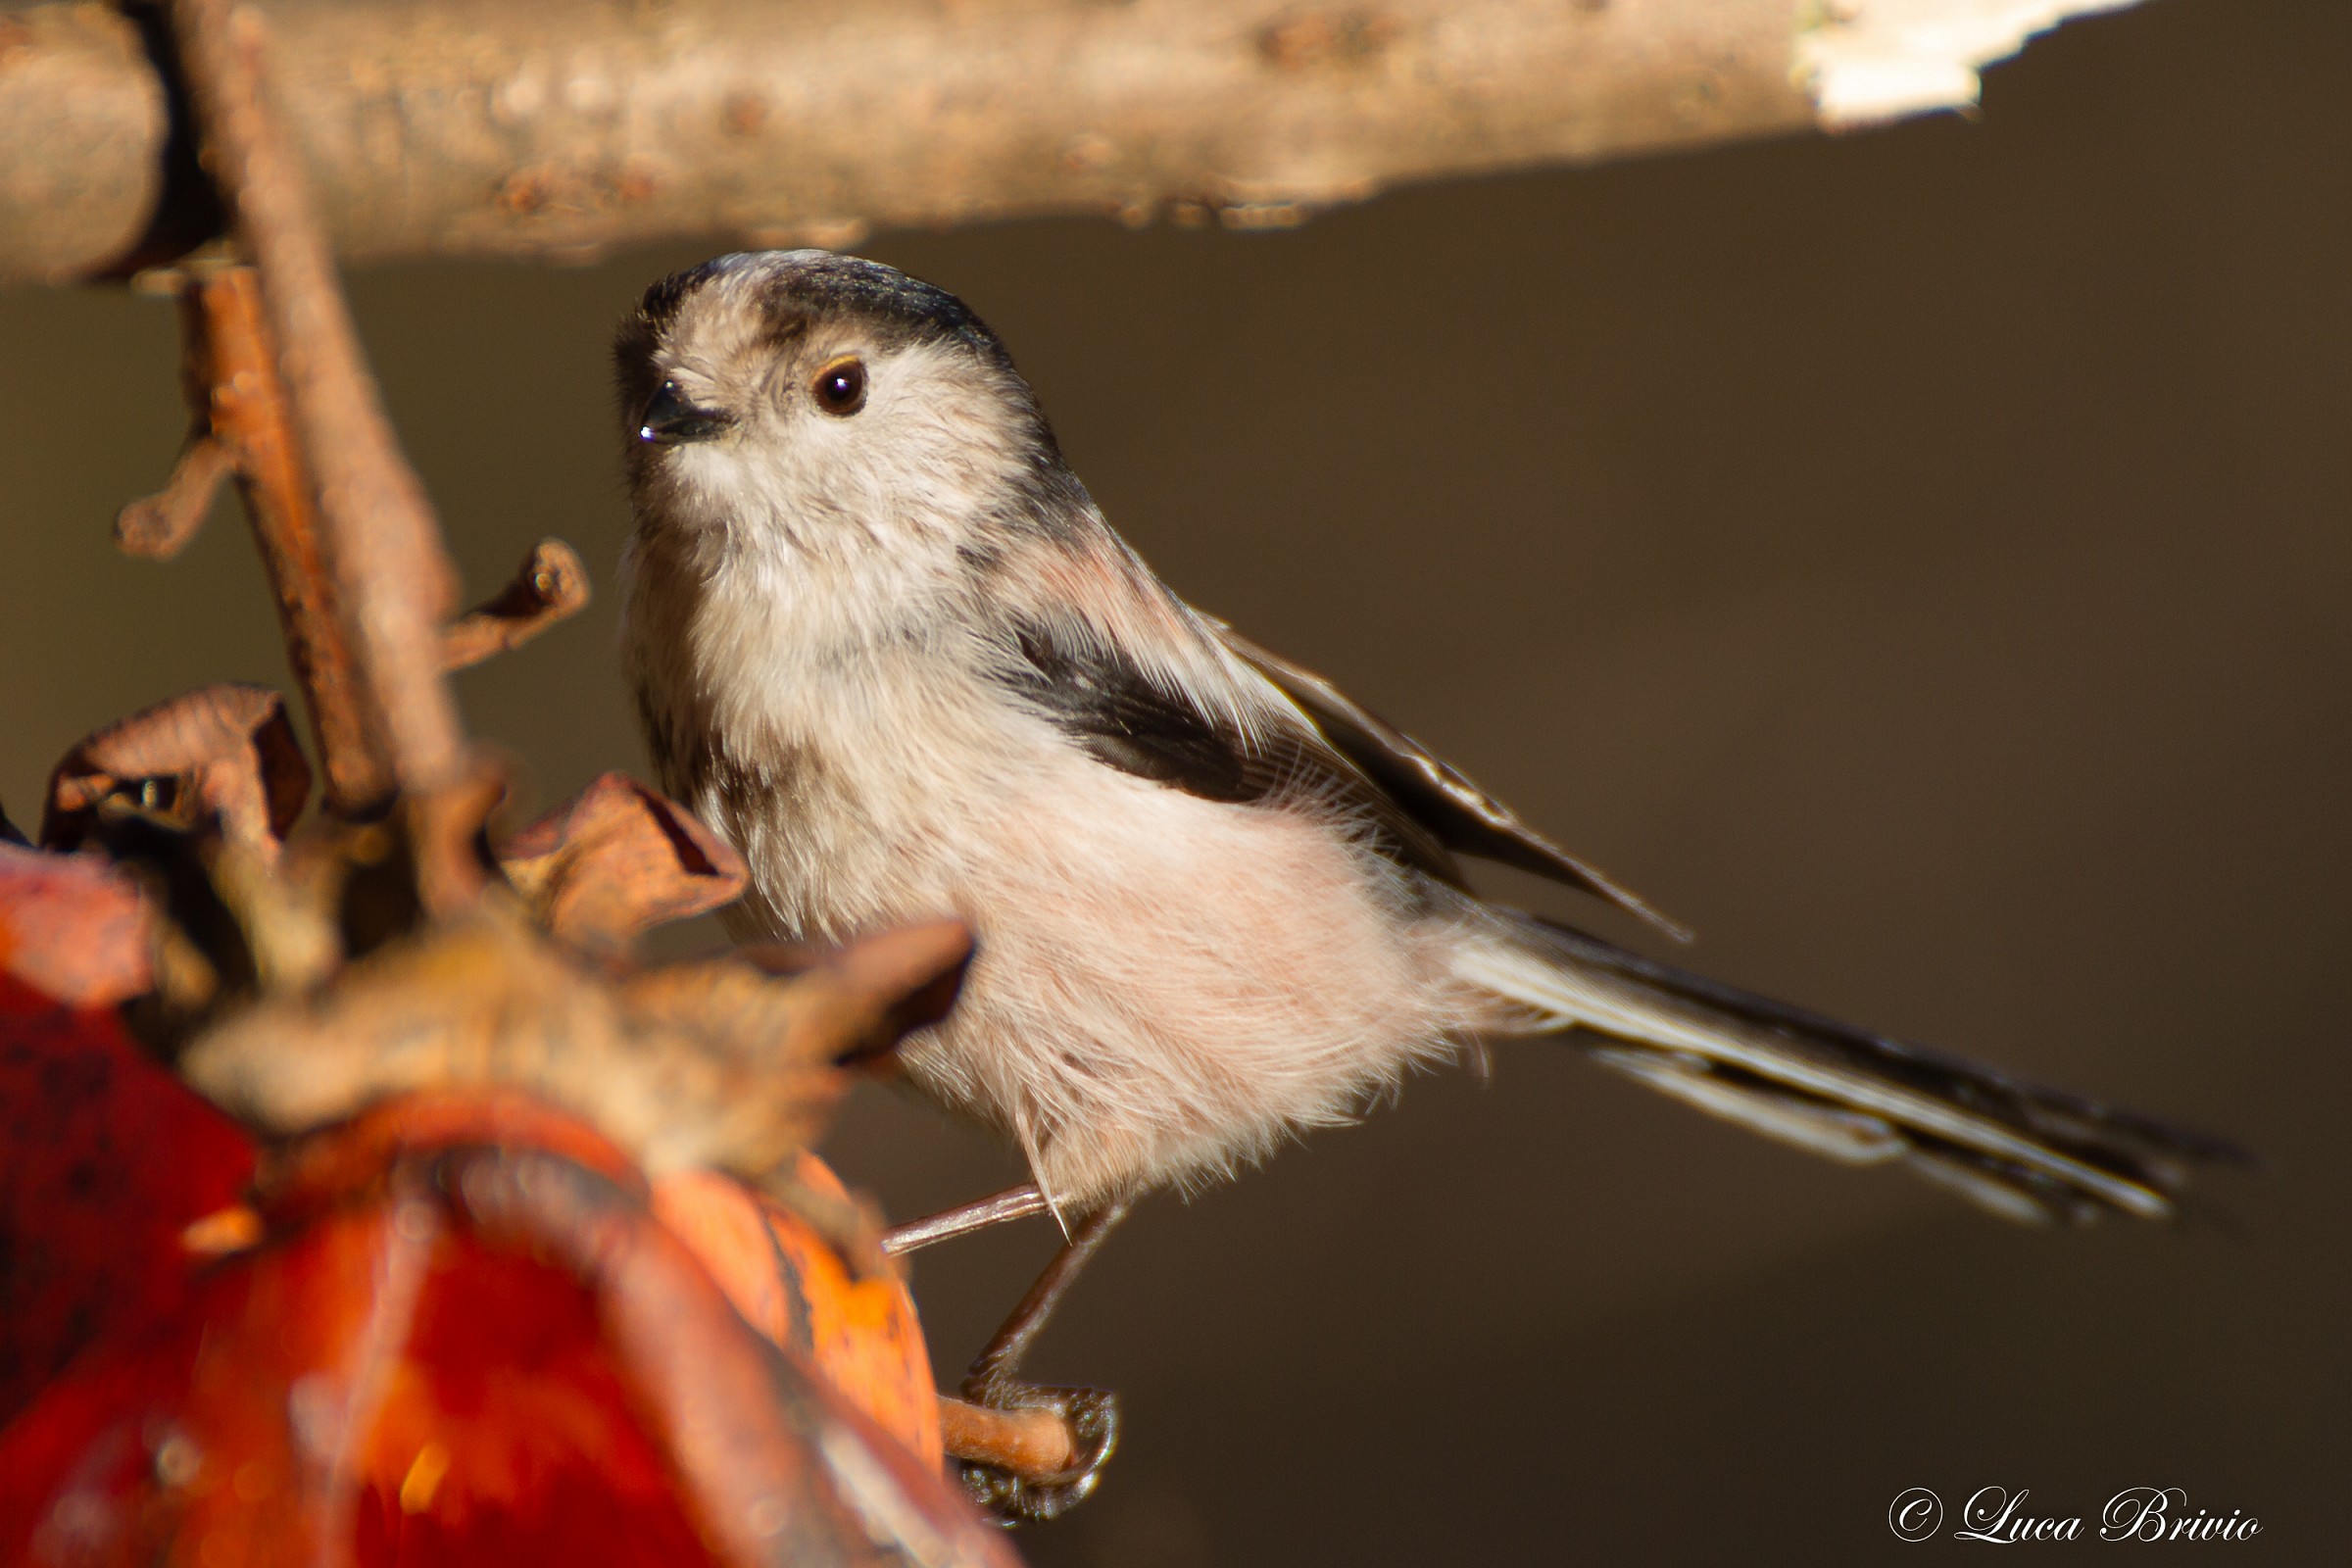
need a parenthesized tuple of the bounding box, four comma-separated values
(439, 539, 592, 672)
(497, 771, 748, 949)
(0, 1095, 1016, 1568)
(42, 684, 311, 856)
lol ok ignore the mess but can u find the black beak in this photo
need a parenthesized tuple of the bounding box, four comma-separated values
(638, 379, 732, 445)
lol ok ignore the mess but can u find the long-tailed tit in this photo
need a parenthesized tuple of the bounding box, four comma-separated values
(615, 251, 2243, 1516)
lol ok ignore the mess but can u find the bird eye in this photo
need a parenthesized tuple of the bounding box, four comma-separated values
(810, 356, 867, 416)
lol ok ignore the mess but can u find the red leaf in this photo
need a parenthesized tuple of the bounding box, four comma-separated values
(0, 976, 255, 1425)
(0, 1205, 720, 1568)
(0, 1096, 1018, 1567)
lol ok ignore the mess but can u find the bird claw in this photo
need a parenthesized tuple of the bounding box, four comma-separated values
(953, 1380, 1120, 1523)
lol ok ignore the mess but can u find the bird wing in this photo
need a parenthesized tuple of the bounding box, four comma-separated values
(1001, 613, 1474, 883)
(1000, 597, 2251, 1223)
(1207, 621, 1687, 939)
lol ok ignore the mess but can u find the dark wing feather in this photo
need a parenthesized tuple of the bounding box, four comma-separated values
(1210, 622, 1689, 940)
(1004, 620, 1465, 883)
(1009, 623, 1249, 799)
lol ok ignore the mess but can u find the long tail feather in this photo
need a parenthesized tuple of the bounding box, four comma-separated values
(1454, 915, 2253, 1225)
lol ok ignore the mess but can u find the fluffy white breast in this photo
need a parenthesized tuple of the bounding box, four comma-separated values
(624, 520, 1492, 1207)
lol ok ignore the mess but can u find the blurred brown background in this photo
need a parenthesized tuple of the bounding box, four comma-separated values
(2, 0, 2343, 1560)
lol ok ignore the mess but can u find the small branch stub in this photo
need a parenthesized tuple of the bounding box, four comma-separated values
(938, 1398, 1077, 1484)
(116, 436, 233, 561)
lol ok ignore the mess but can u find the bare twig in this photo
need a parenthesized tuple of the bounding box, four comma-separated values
(938, 1397, 1077, 1483)
(31, 7, 1027, 1526)
(0, 3, 171, 285)
(439, 540, 590, 672)
(0, 0, 2141, 286)
(119, 265, 591, 806)
(169, 0, 466, 808)
(120, 264, 392, 811)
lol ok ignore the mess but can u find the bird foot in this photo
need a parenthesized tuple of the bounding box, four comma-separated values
(942, 1378, 1120, 1523)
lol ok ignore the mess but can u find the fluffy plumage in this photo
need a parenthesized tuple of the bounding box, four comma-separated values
(616, 251, 2241, 1221)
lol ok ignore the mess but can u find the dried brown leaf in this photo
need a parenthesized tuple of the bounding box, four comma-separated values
(440, 539, 592, 671)
(498, 772, 748, 948)
(42, 684, 311, 855)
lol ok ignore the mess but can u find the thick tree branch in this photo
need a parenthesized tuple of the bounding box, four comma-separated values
(0, 0, 2140, 287)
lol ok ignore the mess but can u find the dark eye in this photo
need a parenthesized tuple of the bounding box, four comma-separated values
(810, 356, 867, 416)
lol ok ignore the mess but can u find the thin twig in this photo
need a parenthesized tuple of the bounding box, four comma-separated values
(170, 0, 466, 808)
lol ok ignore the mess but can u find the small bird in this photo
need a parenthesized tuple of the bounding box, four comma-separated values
(615, 251, 2240, 1512)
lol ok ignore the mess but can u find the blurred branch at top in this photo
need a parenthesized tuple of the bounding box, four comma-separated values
(3, 0, 2139, 286)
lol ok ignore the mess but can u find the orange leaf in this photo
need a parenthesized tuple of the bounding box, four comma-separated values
(654, 1158, 942, 1462)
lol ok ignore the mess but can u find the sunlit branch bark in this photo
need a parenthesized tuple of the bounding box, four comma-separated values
(0, 0, 2138, 287)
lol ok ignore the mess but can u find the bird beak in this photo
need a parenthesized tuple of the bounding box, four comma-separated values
(638, 379, 733, 445)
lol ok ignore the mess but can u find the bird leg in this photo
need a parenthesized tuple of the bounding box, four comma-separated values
(883, 1181, 1052, 1255)
(948, 1197, 1132, 1521)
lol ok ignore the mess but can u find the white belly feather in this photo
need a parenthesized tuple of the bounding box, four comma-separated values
(679, 648, 1478, 1208)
